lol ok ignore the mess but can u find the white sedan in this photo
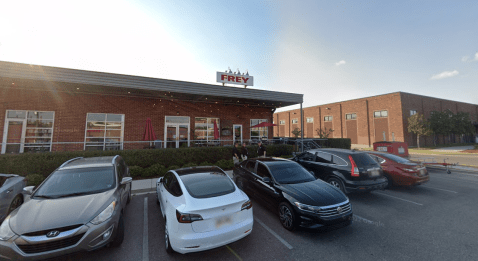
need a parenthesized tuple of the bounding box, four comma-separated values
(156, 166, 253, 254)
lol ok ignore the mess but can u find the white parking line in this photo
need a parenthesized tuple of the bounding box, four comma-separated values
(133, 191, 156, 196)
(373, 191, 423, 206)
(421, 185, 458, 193)
(432, 176, 478, 185)
(143, 197, 149, 261)
(254, 217, 293, 250)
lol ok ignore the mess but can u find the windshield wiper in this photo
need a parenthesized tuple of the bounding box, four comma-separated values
(55, 192, 91, 198)
(33, 195, 56, 199)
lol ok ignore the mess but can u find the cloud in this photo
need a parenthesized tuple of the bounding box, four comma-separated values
(335, 60, 346, 66)
(462, 56, 469, 62)
(430, 70, 459, 80)
(475, 52, 478, 61)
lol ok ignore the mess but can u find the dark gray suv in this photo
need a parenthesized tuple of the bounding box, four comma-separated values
(293, 149, 387, 193)
(0, 156, 132, 260)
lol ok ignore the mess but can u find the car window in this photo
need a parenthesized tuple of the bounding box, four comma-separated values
(116, 162, 124, 181)
(168, 176, 183, 197)
(299, 152, 315, 161)
(256, 163, 271, 178)
(180, 171, 236, 199)
(246, 161, 256, 172)
(33, 167, 115, 198)
(0, 176, 8, 187)
(316, 152, 333, 164)
(268, 162, 316, 184)
(351, 153, 378, 167)
(332, 155, 347, 165)
(163, 172, 173, 188)
(380, 153, 410, 164)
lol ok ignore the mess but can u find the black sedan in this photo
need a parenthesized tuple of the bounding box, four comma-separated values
(233, 157, 353, 231)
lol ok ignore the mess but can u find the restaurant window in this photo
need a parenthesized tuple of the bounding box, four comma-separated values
(279, 120, 285, 125)
(85, 113, 124, 151)
(291, 119, 298, 124)
(410, 110, 417, 116)
(194, 117, 220, 141)
(306, 117, 314, 123)
(2, 110, 55, 154)
(374, 110, 388, 118)
(324, 116, 333, 122)
(345, 113, 357, 120)
(250, 119, 268, 141)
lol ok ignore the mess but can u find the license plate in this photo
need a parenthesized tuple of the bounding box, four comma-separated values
(419, 169, 426, 176)
(370, 170, 379, 177)
(216, 216, 232, 228)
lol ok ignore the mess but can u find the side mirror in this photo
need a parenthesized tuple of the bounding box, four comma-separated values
(158, 177, 163, 184)
(23, 186, 34, 195)
(121, 177, 133, 185)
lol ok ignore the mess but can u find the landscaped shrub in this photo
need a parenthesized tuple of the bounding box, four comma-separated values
(167, 165, 181, 171)
(129, 166, 144, 178)
(199, 161, 213, 166)
(25, 174, 45, 187)
(144, 164, 166, 178)
(182, 162, 197, 168)
(0, 144, 293, 180)
(215, 159, 234, 170)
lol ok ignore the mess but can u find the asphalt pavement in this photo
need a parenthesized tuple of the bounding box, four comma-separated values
(46, 168, 478, 261)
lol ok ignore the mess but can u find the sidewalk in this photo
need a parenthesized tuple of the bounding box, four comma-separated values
(131, 170, 234, 194)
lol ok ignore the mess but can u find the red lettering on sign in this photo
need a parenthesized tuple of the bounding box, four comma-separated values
(221, 74, 227, 81)
(228, 76, 234, 81)
(236, 77, 242, 83)
(243, 77, 249, 83)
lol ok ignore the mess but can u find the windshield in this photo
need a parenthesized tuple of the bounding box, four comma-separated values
(34, 167, 115, 198)
(351, 153, 378, 167)
(379, 153, 411, 164)
(268, 162, 316, 184)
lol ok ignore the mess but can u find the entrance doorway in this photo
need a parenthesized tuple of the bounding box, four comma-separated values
(233, 124, 242, 144)
(164, 116, 190, 148)
(2, 119, 25, 154)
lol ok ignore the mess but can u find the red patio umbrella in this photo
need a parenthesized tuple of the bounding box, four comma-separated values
(213, 120, 220, 140)
(250, 122, 277, 128)
(143, 118, 157, 147)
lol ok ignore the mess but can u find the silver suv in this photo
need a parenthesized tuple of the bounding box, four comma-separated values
(0, 155, 132, 260)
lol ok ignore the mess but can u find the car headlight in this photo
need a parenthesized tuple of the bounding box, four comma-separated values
(91, 201, 116, 225)
(0, 215, 16, 241)
(294, 202, 320, 214)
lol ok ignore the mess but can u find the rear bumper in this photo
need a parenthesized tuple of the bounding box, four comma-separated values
(344, 178, 388, 193)
(392, 174, 430, 186)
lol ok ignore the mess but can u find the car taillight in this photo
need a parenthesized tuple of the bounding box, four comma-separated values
(176, 210, 203, 223)
(348, 155, 360, 177)
(241, 200, 252, 211)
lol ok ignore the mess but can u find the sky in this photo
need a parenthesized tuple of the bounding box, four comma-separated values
(1, 0, 477, 112)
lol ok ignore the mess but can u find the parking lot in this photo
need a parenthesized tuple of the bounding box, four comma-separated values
(48, 168, 478, 261)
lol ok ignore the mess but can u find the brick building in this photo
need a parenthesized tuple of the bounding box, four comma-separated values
(0, 61, 302, 154)
(273, 92, 478, 147)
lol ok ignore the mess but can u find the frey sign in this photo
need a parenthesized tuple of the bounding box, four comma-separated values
(216, 72, 254, 86)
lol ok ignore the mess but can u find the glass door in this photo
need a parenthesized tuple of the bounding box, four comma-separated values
(233, 124, 242, 144)
(2, 120, 26, 154)
(165, 123, 190, 148)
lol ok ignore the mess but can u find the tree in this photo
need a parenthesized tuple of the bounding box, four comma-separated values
(316, 127, 334, 138)
(408, 113, 433, 148)
(291, 128, 302, 138)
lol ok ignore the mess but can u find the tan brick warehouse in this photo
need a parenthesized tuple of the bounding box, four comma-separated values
(273, 92, 478, 147)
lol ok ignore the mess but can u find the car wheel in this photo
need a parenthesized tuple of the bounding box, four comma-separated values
(165, 220, 174, 254)
(328, 177, 345, 193)
(7, 195, 23, 215)
(278, 202, 297, 231)
(384, 175, 393, 188)
(110, 215, 125, 247)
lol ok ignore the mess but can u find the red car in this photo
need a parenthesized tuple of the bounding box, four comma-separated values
(368, 152, 429, 188)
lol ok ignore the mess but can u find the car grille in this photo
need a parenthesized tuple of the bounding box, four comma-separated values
(23, 224, 83, 237)
(318, 202, 352, 218)
(16, 233, 85, 254)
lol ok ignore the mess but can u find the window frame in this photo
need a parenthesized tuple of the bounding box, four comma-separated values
(374, 110, 388, 118)
(279, 120, 285, 125)
(84, 113, 124, 151)
(194, 117, 220, 141)
(410, 110, 417, 116)
(291, 119, 298, 124)
(306, 117, 314, 123)
(345, 113, 357, 120)
(250, 119, 268, 141)
(324, 116, 333, 122)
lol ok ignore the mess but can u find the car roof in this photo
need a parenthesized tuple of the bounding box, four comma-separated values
(59, 156, 118, 170)
(173, 166, 225, 176)
(307, 148, 363, 154)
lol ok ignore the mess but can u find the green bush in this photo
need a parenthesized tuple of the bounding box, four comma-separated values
(474, 144, 478, 150)
(25, 174, 45, 187)
(129, 166, 144, 178)
(199, 161, 213, 166)
(144, 164, 166, 178)
(167, 165, 181, 171)
(0, 144, 293, 180)
(182, 162, 197, 168)
(215, 159, 234, 170)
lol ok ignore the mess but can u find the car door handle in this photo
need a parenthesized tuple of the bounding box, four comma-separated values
(6, 189, 12, 194)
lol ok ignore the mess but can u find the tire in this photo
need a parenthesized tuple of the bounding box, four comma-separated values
(165, 220, 174, 254)
(384, 175, 393, 188)
(7, 195, 23, 215)
(110, 215, 125, 247)
(327, 177, 345, 194)
(278, 202, 297, 231)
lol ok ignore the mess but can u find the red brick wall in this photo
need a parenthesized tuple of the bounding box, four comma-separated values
(0, 86, 273, 153)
